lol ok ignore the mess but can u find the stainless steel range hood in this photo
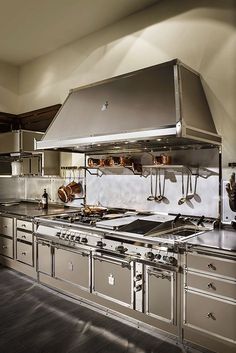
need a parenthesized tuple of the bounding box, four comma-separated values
(35, 59, 221, 154)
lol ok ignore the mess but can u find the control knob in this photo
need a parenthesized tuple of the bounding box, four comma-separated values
(115, 245, 127, 253)
(134, 284, 142, 292)
(97, 241, 105, 248)
(155, 254, 162, 260)
(75, 236, 80, 242)
(145, 252, 155, 261)
(81, 237, 88, 244)
(162, 256, 177, 266)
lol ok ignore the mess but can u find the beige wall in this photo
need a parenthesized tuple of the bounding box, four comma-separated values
(0, 60, 19, 113)
(11, 0, 236, 166)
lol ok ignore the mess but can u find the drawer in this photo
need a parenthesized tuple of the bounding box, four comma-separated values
(17, 230, 33, 243)
(186, 272, 236, 300)
(16, 219, 32, 232)
(0, 236, 13, 258)
(0, 216, 13, 237)
(185, 291, 236, 342)
(17, 241, 33, 266)
(186, 253, 236, 279)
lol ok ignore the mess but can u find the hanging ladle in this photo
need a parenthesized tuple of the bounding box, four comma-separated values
(178, 172, 190, 205)
(155, 170, 166, 203)
(147, 168, 155, 201)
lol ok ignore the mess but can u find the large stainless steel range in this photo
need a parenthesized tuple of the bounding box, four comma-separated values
(35, 59, 221, 153)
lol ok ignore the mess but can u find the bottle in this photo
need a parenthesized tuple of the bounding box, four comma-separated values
(42, 189, 48, 209)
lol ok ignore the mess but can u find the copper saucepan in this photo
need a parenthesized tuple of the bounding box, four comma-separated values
(58, 181, 82, 203)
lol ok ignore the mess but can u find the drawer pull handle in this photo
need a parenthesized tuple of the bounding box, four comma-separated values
(3, 225, 8, 228)
(208, 263, 216, 270)
(21, 224, 26, 228)
(2, 245, 8, 249)
(21, 252, 27, 255)
(207, 312, 216, 320)
(207, 282, 216, 290)
(22, 235, 26, 239)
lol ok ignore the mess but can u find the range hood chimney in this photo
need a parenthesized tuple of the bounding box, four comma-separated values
(36, 59, 221, 153)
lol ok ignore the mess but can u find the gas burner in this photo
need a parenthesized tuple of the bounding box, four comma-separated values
(54, 212, 102, 225)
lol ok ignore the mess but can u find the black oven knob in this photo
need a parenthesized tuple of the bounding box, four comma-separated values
(155, 254, 162, 260)
(56, 231, 61, 237)
(97, 241, 104, 247)
(75, 236, 80, 242)
(81, 237, 88, 244)
(115, 245, 127, 253)
(145, 252, 154, 260)
(168, 256, 177, 266)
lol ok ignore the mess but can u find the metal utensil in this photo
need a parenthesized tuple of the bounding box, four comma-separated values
(178, 173, 189, 205)
(147, 169, 155, 201)
(178, 171, 184, 205)
(154, 169, 158, 201)
(193, 175, 201, 202)
(186, 174, 194, 200)
(156, 170, 166, 203)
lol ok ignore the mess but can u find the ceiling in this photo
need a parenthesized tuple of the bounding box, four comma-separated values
(0, 0, 158, 66)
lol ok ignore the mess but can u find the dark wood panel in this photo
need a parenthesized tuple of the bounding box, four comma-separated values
(0, 112, 18, 132)
(19, 104, 61, 132)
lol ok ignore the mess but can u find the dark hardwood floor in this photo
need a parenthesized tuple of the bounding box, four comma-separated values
(0, 266, 185, 353)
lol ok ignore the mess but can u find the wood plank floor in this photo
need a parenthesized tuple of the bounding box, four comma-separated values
(0, 266, 187, 353)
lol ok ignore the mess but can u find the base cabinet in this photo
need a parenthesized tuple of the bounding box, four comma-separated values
(183, 251, 236, 353)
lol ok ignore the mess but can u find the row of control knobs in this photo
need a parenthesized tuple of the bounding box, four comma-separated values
(56, 232, 177, 266)
(145, 251, 177, 265)
(57, 231, 88, 244)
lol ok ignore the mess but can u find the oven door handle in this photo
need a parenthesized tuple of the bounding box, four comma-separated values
(93, 253, 132, 268)
(147, 270, 172, 280)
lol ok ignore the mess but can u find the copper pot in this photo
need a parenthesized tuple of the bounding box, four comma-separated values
(88, 158, 100, 167)
(161, 154, 172, 165)
(67, 181, 82, 194)
(154, 154, 172, 165)
(58, 181, 82, 203)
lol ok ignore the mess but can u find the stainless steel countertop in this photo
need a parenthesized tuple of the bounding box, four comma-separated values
(0, 201, 77, 219)
(186, 228, 236, 252)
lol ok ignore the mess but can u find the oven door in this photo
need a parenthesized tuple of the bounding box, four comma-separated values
(54, 245, 91, 291)
(145, 265, 177, 324)
(92, 253, 134, 308)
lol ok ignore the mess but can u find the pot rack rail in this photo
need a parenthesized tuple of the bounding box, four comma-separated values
(79, 165, 218, 179)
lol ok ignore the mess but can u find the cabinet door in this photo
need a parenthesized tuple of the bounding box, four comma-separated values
(93, 255, 133, 308)
(0, 216, 13, 237)
(54, 247, 90, 290)
(145, 266, 176, 324)
(0, 236, 13, 258)
(37, 241, 52, 275)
